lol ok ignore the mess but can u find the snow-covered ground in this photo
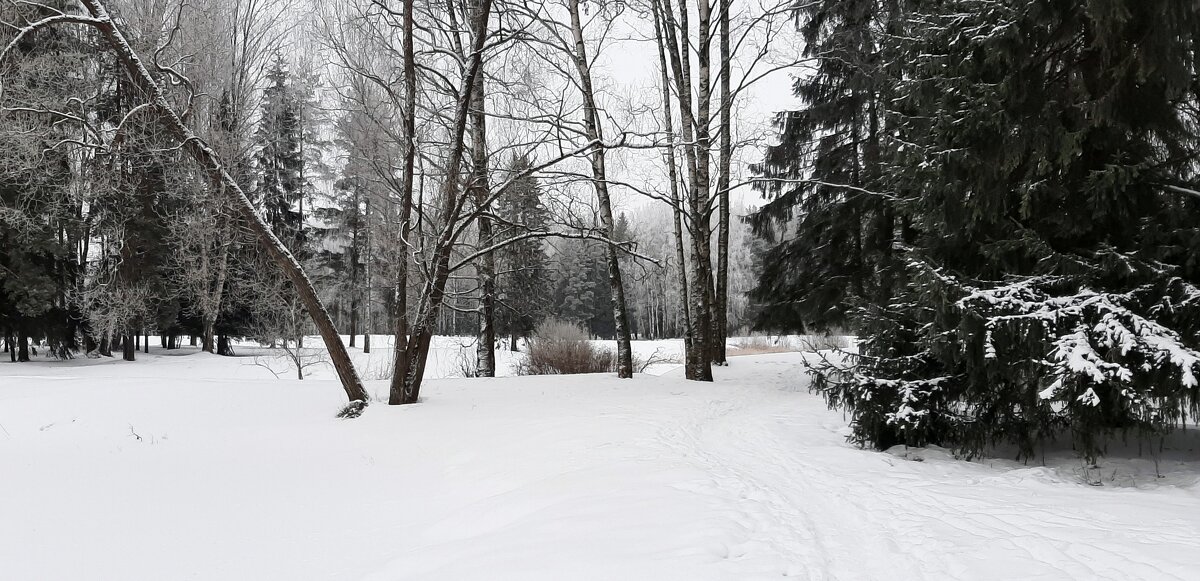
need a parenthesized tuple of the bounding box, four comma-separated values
(2, 343, 1198, 580)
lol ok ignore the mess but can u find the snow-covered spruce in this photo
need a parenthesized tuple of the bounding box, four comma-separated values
(811, 265, 1200, 461)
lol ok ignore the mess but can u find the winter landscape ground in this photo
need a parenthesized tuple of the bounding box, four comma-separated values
(3, 339, 1199, 581)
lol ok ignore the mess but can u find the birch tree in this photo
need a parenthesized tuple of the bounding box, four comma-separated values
(1, 0, 371, 411)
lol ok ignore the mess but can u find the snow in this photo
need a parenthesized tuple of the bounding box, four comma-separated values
(2, 344, 1199, 580)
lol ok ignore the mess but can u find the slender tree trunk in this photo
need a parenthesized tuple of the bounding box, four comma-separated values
(122, 333, 135, 361)
(713, 0, 731, 365)
(349, 298, 358, 348)
(144, 332, 149, 354)
(469, 0, 496, 378)
(653, 3, 694, 363)
(363, 199, 372, 354)
(349, 192, 360, 348)
(388, 0, 420, 405)
(78, 0, 368, 410)
(567, 0, 634, 378)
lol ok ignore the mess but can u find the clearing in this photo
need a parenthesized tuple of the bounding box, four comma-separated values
(2, 342, 1198, 580)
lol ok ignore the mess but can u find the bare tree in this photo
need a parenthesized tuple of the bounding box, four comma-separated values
(1, 0, 370, 411)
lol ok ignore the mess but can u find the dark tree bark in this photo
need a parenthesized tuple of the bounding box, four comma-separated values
(122, 333, 135, 361)
(388, 0, 420, 405)
(713, 0, 731, 365)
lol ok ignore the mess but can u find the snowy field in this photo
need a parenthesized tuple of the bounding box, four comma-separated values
(2, 341, 1199, 580)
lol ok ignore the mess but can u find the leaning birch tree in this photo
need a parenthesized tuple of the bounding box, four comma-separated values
(1, 0, 370, 412)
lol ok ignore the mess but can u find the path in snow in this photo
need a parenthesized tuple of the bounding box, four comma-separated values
(656, 357, 1200, 581)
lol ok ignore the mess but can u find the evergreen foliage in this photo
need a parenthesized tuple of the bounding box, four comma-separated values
(495, 156, 550, 346)
(757, 0, 1200, 460)
(254, 54, 307, 255)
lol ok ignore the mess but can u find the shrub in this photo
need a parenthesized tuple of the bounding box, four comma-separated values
(518, 319, 621, 375)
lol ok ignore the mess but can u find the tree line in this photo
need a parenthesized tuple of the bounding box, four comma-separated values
(1, 0, 782, 413)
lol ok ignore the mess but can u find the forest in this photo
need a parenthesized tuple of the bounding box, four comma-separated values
(2, 0, 1200, 458)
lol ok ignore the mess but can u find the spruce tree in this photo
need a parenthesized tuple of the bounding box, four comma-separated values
(495, 156, 550, 349)
(254, 55, 306, 255)
(749, 0, 899, 333)
(797, 0, 1200, 460)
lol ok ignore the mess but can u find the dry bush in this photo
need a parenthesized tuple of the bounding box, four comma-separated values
(731, 334, 850, 356)
(517, 319, 630, 375)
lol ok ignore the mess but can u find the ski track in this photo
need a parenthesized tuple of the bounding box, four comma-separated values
(650, 358, 1200, 581)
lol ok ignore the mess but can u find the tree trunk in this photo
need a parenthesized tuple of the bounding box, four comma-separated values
(713, 0, 732, 366)
(567, 0, 634, 378)
(201, 212, 231, 355)
(388, 0, 420, 405)
(122, 333, 135, 361)
(202, 317, 216, 353)
(17, 332, 29, 362)
(470, 0, 496, 379)
(144, 332, 149, 354)
(390, 0, 494, 403)
(363, 200, 372, 354)
(652, 3, 694, 364)
(79, 0, 368, 410)
(659, 0, 713, 381)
